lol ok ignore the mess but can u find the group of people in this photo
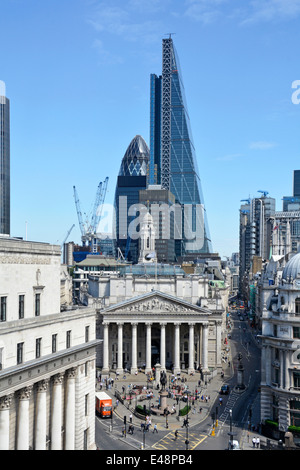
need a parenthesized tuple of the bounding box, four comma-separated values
(252, 436, 260, 448)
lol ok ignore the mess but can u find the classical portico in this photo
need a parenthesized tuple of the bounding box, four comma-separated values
(99, 290, 223, 375)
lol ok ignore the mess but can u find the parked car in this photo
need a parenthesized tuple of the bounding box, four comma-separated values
(220, 385, 230, 395)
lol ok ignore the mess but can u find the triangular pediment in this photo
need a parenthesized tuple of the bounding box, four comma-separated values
(102, 290, 211, 316)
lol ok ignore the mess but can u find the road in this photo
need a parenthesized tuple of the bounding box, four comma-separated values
(95, 308, 262, 452)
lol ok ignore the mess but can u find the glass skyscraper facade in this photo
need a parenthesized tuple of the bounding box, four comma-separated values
(0, 81, 10, 236)
(149, 38, 212, 255)
(114, 135, 149, 263)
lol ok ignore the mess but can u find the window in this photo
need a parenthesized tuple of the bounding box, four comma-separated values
(294, 371, 300, 389)
(19, 295, 25, 319)
(293, 327, 300, 339)
(17, 343, 24, 364)
(35, 293, 40, 316)
(0, 297, 7, 322)
(296, 298, 300, 314)
(85, 326, 89, 343)
(273, 324, 278, 337)
(52, 334, 57, 353)
(85, 394, 89, 416)
(36, 338, 42, 358)
(66, 330, 71, 349)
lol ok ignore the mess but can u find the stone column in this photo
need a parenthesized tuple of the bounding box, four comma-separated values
(188, 323, 195, 374)
(216, 321, 222, 368)
(160, 323, 166, 371)
(65, 368, 76, 450)
(261, 345, 267, 384)
(280, 349, 284, 388)
(202, 323, 209, 372)
(0, 394, 13, 450)
(102, 322, 110, 373)
(285, 350, 291, 390)
(283, 349, 290, 390)
(265, 345, 271, 385)
(35, 379, 49, 450)
(131, 323, 138, 374)
(51, 373, 64, 450)
(116, 323, 123, 375)
(16, 386, 33, 450)
(174, 323, 181, 374)
(145, 323, 152, 374)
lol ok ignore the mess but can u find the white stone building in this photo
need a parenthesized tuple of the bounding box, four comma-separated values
(83, 265, 227, 376)
(259, 251, 300, 433)
(0, 237, 98, 450)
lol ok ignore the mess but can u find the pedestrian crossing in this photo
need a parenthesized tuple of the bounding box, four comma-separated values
(152, 429, 207, 450)
(217, 391, 240, 425)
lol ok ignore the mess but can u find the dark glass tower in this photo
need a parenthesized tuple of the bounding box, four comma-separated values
(150, 38, 212, 255)
(114, 135, 149, 263)
(0, 81, 10, 236)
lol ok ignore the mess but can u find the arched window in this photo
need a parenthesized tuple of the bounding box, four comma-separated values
(295, 298, 300, 314)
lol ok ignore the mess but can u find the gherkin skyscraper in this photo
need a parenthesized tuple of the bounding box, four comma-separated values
(150, 37, 212, 255)
(114, 135, 149, 263)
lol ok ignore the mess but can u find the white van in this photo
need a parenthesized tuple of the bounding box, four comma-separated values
(228, 440, 240, 450)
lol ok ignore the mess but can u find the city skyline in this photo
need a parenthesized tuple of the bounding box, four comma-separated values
(1, 0, 300, 257)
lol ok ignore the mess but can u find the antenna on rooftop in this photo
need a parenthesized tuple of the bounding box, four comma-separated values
(164, 33, 176, 39)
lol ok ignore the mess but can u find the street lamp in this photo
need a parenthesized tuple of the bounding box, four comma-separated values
(143, 425, 146, 450)
(164, 408, 169, 429)
(185, 395, 190, 451)
(227, 409, 237, 450)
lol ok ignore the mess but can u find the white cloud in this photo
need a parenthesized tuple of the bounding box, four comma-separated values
(249, 141, 277, 149)
(183, 0, 300, 25)
(92, 39, 124, 65)
(240, 0, 300, 25)
(216, 153, 244, 161)
(87, 2, 163, 43)
(184, 0, 229, 23)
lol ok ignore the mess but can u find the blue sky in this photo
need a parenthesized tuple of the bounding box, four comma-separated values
(1, 0, 300, 258)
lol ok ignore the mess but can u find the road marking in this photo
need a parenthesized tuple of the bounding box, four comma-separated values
(152, 430, 208, 450)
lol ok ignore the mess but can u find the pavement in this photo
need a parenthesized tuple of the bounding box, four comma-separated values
(96, 365, 271, 450)
(95, 318, 282, 451)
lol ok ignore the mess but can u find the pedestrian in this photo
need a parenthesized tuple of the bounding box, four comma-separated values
(256, 437, 260, 448)
(199, 407, 202, 413)
(174, 430, 178, 440)
(252, 437, 256, 448)
(153, 424, 158, 433)
(130, 413, 133, 423)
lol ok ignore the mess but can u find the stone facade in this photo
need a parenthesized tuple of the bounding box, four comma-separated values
(258, 252, 300, 432)
(0, 237, 98, 450)
(83, 270, 227, 377)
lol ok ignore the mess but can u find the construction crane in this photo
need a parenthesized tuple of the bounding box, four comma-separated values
(90, 176, 109, 234)
(61, 224, 75, 248)
(73, 186, 85, 239)
(258, 190, 269, 197)
(73, 177, 109, 246)
(240, 199, 251, 204)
